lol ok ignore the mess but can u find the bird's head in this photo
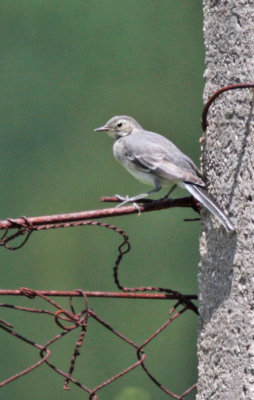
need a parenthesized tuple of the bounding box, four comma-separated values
(94, 115, 142, 139)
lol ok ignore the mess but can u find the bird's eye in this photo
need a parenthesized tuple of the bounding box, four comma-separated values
(117, 122, 123, 128)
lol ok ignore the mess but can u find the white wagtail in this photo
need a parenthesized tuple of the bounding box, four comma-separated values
(94, 115, 235, 231)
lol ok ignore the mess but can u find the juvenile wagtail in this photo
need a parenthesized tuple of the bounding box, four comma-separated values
(94, 115, 234, 232)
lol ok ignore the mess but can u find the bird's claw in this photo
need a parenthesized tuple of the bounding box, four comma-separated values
(114, 195, 141, 214)
(133, 202, 141, 215)
(115, 194, 129, 202)
(115, 194, 131, 208)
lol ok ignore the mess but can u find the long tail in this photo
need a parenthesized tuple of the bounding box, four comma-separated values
(184, 183, 235, 232)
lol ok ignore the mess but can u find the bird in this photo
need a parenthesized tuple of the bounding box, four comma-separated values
(94, 115, 235, 232)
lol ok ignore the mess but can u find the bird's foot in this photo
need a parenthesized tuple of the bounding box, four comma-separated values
(115, 194, 131, 208)
(114, 195, 142, 214)
(133, 202, 141, 215)
(115, 194, 129, 201)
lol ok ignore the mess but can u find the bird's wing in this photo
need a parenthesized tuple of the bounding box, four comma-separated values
(124, 136, 204, 186)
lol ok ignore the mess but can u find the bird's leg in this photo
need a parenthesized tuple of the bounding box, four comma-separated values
(115, 183, 162, 208)
(157, 184, 177, 201)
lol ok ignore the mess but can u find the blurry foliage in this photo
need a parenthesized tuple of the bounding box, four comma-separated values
(0, 1, 203, 399)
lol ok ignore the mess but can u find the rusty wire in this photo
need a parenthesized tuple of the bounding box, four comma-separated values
(201, 82, 254, 130)
(1, 289, 197, 399)
(0, 213, 198, 398)
(2, 83, 251, 398)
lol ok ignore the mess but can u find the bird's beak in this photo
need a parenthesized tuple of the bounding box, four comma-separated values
(94, 125, 109, 132)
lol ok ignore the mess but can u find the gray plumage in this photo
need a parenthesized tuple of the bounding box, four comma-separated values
(94, 115, 235, 232)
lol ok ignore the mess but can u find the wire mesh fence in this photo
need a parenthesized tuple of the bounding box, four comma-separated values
(1, 288, 197, 399)
(1, 84, 248, 398)
(0, 205, 198, 399)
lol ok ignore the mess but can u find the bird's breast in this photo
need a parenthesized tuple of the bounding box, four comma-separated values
(113, 140, 156, 186)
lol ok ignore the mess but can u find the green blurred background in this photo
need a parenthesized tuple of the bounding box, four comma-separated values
(0, 1, 203, 399)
